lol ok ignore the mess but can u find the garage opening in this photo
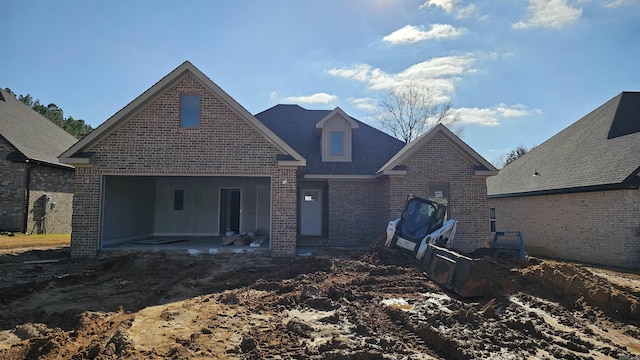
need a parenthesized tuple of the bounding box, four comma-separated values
(100, 175, 270, 250)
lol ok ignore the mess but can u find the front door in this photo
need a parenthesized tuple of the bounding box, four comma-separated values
(300, 189, 322, 236)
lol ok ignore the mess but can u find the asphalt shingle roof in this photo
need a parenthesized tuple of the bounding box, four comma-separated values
(0, 88, 77, 168)
(255, 104, 405, 175)
(487, 91, 640, 197)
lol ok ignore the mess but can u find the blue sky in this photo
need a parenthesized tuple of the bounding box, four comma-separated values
(2, 0, 638, 165)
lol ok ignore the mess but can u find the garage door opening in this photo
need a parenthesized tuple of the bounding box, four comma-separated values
(100, 175, 270, 250)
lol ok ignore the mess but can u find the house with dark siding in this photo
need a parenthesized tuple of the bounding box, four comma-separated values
(60, 61, 497, 257)
(488, 92, 640, 268)
(0, 88, 77, 234)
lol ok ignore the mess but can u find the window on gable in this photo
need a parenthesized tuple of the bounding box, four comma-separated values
(181, 95, 200, 128)
(330, 131, 343, 155)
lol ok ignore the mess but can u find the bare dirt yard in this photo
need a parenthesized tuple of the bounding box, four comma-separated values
(0, 241, 639, 359)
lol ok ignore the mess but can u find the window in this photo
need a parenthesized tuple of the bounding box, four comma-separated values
(181, 95, 200, 128)
(490, 207, 496, 232)
(304, 191, 318, 202)
(330, 131, 343, 155)
(174, 190, 184, 210)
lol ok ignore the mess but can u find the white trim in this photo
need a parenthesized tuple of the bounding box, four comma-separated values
(381, 169, 407, 176)
(475, 170, 499, 177)
(278, 160, 306, 167)
(314, 107, 359, 133)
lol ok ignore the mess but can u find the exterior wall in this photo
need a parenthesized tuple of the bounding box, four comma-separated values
(71, 73, 296, 257)
(0, 138, 73, 234)
(328, 179, 381, 246)
(388, 133, 492, 252)
(0, 139, 25, 232)
(27, 165, 74, 234)
(489, 189, 640, 268)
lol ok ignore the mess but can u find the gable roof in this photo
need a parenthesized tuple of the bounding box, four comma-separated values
(488, 91, 640, 197)
(59, 61, 305, 166)
(378, 123, 498, 176)
(0, 88, 77, 169)
(314, 107, 359, 136)
(255, 104, 404, 177)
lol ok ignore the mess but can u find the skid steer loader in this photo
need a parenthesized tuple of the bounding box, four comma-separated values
(385, 196, 507, 297)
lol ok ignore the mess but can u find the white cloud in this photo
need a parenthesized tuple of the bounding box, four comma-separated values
(383, 24, 466, 44)
(350, 98, 378, 113)
(603, 0, 634, 8)
(326, 64, 371, 82)
(419, 0, 459, 12)
(513, 0, 582, 29)
(327, 55, 476, 104)
(419, 0, 479, 19)
(282, 92, 337, 104)
(455, 4, 476, 19)
(451, 104, 540, 126)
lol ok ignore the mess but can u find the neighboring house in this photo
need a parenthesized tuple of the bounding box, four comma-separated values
(0, 88, 77, 234)
(488, 92, 640, 268)
(60, 61, 497, 257)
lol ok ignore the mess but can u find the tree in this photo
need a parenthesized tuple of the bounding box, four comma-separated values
(3, 88, 92, 139)
(378, 83, 460, 143)
(503, 145, 533, 167)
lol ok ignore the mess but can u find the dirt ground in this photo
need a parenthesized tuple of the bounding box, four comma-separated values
(0, 244, 639, 359)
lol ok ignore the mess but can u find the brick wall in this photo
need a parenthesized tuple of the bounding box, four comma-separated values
(0, 139, 26, 232)
(0, 138, 73, 234)
(71, 73, 296, 256)
(327, 179, 381, 246)
(387, 133, 492, 252)
(27, 166, 73, 234)
(270, 168, 298, 256)
(489, 189, 640, 268)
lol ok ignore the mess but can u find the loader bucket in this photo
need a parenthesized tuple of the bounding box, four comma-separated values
(420, 244, 503, 297)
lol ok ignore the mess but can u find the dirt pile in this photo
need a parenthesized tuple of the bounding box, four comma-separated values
(0, 247, 639, 359)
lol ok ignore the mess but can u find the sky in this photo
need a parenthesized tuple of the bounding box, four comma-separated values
(2, 0, 639, 166)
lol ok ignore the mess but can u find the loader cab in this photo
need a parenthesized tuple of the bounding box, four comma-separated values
(397, 196, 447, 242)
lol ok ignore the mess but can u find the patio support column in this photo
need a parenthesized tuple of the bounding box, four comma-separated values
(270, 167, 297, 257)
(70, 167, 101, 257)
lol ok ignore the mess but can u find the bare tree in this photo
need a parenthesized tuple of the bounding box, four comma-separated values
(378, 83, 460, 143)
(502, 144, 534, 167)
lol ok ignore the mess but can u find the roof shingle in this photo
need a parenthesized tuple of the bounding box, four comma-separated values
(0, 88, 77, 168)
(487, 91, 640, 197)
(255, 104, 405, 176)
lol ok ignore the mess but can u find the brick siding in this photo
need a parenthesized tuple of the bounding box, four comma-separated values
(328, 179, 381, 246)
(0, 139, 26, 232)
(1, 138, 73, 234)
(386, 133, 492, 252)
(27, 166, 73, 234)
(489, 189, 640, 268)
(71, 73, 296, 256)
